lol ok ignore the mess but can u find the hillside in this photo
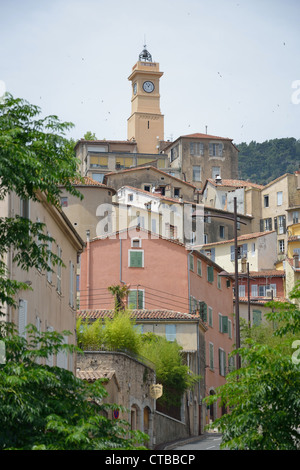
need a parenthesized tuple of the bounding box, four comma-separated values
(236, 137, 300, 185)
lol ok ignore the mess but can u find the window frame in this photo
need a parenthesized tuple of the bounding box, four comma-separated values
(128, 249, 144, 268)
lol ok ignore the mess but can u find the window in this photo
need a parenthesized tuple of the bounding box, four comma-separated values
(219, 348, 226, 376)
(165, 324, 176, 342)
(69, 261, 74, 308)
(278, 215, 286, 234)
(129, 250, 144, 267)
(128, 289, 144, 309)
(20, 198, 30, 219)
(207, 265, 214, 283)
(91, 173, 105, 183)
(219, 313, 229, 333)
(209, 143, 223, 157)
(277, 191, 283, 206)
(219, 225, 225, 239)
(239, 285, 246, 297)
(57, 246, 62, 294)
(209, 343, 214, 371)
(128, 193, 134, 202)
(60, 197, 68, 208)
(166, 223, 178, 240)
(208, 306, 213, 327)
(197, 259, 202, 276)
(189, 254, 194, 271)
(279, 239, 285, 253)
(228, 319, 232, 339)
(47, 233, 52, 284)
(251, 284, 258, 296)
(131, 238, 141, 248)
(193, 166, 201, 182)
(251, 243, 255, 256)
(253, 310, 262, 326)
(18, 299, 27, 338)
(57, 335, 69, 370)
(174, 188, 180, 198)
(264, 195, 269, 208)
(230, 243, 247, 261)
(90, 155, 108, 168)
(144, 185, 151, 192)
(292, 211, 299, 224)
(190, 142, 204, 155)
(212, 166, 221, 179)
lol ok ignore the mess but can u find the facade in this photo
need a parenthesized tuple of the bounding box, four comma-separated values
(258, 172, 300, 259)
(76, 350, 156, 448)
(103, 165, 196, 202)
(201, 231, 278, 273)
(237, 269, 286, 326)
(285, 222, 300, 302)
(78, 227, 235, 422)
(75, 139, 167, 184)
(163, 133, 239, 190)
(59, 176, 116, 240)
(77, 309, 207, 439)
(0, 191, 84, 373)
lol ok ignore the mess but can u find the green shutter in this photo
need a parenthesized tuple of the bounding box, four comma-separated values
(253, 309, 262, 326)
(199, 301, 207, 322)
(128, 290, 144, 309)
(222, 316, 228, 334)
(207, 266, 214, 283)
(130, 251, 143, 267)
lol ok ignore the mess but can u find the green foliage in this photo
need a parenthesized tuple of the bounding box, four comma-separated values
(140, 333, 200, 407)
(76, 318, 105, 351)
(103, 311, 141, 354)
(84, 131, 97, 140)
(108, 284, 129, 312)
(204, 283, 300, 450)
(0, 93, 83, 312)
(0, 321, 147, 450)
(237, 137, 300, 185)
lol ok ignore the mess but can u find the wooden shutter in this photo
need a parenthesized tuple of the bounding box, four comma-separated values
(18, 299, 27, 338)
(209, 343, 214, 370)
(260, 219, 264, 232)
(130, 251, 143, 267)
(222, 316, 229, 334)
(230, 245, 235, 261)
(199, 301, 207, 322)
(207, 266, 214, 283)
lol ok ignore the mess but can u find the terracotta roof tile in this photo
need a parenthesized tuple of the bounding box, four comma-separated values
(204, 231, 275, 247)
(77, 309, 201, 321)
(207, 178, 264, 189)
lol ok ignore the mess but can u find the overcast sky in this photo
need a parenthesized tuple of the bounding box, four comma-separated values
(1, 0, 299, 145)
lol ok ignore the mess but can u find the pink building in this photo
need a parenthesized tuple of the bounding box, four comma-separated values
(79, 227, 235, 421)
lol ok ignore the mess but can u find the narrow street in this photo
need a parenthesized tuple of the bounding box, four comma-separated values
(173, 433, 223, 450)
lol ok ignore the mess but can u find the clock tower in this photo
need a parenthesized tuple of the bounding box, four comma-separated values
(127, 46, 164, 154)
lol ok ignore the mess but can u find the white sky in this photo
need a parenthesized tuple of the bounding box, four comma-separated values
(0, 0, 299, 145)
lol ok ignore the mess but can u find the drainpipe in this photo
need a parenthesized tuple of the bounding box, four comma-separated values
(86, 230, 90, 309)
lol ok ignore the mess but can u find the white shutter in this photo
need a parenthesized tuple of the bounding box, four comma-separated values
(46, 326, 54, 366)
(69, 261, 74, 308)
(57, 335, 68, 370)
(18, 299, 27, 337)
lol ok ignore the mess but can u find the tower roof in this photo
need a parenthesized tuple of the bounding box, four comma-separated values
(139, 45, 152, 62)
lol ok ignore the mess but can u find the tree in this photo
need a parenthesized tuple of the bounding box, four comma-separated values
(204, 283, 300, 450)
(0, 321, 147, 450)
(108, 284, 129, 312)
(0, 93, 83, 313)
(84, 131, 97, 140)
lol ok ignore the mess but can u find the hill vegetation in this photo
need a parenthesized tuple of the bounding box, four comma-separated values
(236, 137, 300, 185)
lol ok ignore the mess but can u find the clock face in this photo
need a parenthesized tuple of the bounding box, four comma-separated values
(143, 81, 155, 93)
(133, 82, 137, 95)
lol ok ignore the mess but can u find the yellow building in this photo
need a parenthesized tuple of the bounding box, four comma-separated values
(127, 46, 164, 154)
(286, 222, 300, 302)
